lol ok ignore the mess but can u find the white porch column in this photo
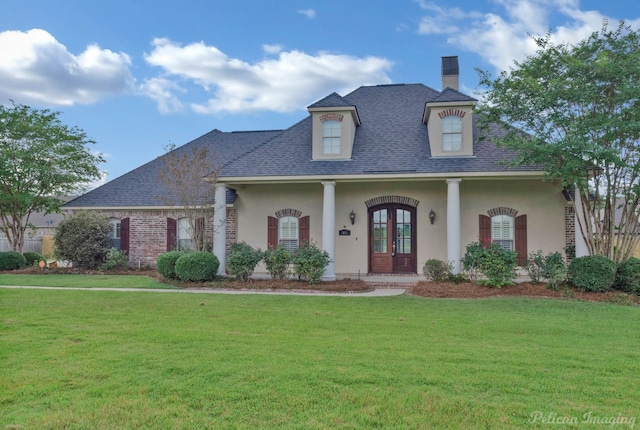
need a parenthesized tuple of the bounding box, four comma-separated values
(574, 188, 589, 258)
(213, 183, 227, 276)
(446, 178, 462, 274)
(321, 181, 336, 281)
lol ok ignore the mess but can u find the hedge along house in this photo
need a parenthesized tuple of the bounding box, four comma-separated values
(64, 57, 573, 279)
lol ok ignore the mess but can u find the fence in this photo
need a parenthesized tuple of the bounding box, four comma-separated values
(0, 238, 43, 254)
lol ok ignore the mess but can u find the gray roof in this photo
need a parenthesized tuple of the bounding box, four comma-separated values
(65, 83, 538, 208)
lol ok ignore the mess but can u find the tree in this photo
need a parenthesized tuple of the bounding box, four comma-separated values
(476, 21, 640, 262)
(157, 143, 220, 252)
(54, 211, 111, 269)
(0, 102, 104, 252)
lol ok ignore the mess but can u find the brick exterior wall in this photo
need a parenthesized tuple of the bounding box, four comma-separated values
(565, 205, 575, 262)
(97, 208, 236, 268)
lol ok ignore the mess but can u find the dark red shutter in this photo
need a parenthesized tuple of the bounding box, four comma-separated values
(195, 217, 205, 250)
(267, 216, 278, 249)
(479, 214, 491, 244)
(515, 214, 527, 266)
(120, 217, 130, 255)
(167, 218, 177, 251)
(299, 216, 310, 245)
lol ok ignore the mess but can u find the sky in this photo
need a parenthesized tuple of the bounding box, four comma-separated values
(1, 0, 639, 187)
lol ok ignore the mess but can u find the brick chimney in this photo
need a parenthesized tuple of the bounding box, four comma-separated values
(441, 56, 459, 90)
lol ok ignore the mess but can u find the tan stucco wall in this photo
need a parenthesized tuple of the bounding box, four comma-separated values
(234, 178, 567, 276)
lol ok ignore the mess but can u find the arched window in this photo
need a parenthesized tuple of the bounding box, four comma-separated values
(442, 115, 462, 151)
(322, 120, 341, 155)
(109, 218, 121, 249)
(491, 215, 514, 251)
(278, 216, 299, 251)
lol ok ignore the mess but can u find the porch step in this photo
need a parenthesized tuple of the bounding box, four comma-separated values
(362, 274, 423, 289)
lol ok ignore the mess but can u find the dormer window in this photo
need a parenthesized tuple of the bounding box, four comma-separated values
(442, 115, 462, 151)
(322, 119, 342, 155)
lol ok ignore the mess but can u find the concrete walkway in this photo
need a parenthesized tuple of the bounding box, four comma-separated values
(0, 285, 406, 297)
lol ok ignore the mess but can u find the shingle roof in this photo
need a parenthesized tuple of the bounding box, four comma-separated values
(65, 83, 539, 209)
(64, 129, 282, 208)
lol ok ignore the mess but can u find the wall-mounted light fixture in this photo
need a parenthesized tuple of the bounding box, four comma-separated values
(429, 209, 436, 225)
(350, 210, 356, 225)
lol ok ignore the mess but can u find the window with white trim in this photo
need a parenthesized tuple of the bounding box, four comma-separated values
(492, 215, 514, 250)
(322, 120, 341, 155)
(177, 218, 193, 250)
(279, 216, 299, 251)
(442, 116, 462, 151)
(109, 218, 121, 250)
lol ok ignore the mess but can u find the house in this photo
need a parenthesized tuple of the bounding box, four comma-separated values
(64, 57, 574, 278)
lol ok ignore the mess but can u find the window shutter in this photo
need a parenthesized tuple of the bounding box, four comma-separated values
(167, 218, 177, 251)
(195, 217, 205, 250)
(120, 218, 130, 255)
(515, 215, 527, 266)
(299, 216, 310, 245)
(268, 216, 278, 249)
(479, 214, 491, 243)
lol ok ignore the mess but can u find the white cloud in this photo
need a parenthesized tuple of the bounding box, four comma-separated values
(298, 9, 316, 19)
(263, 44, 283, 55)
(138, 77, 185, 113)
(417, 0, 640, 72)
(142, 38, 393, 114)
(0, 29, 134, 106)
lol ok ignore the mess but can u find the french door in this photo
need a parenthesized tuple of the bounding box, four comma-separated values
(369, 204, 416, 273)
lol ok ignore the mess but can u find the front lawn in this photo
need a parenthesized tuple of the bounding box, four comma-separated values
(1, 289, 639, 428)
(0, 273, 175, 289)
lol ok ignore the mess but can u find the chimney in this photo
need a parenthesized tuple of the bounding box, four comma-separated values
(441, 56, 459, 91)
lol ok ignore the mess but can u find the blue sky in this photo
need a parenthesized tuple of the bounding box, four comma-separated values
(1, 0, 639, 187)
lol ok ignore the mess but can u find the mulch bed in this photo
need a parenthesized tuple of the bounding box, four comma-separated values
(3, 268, 639, 304)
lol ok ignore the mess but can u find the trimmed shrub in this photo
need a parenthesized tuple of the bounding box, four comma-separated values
(291, 242, 331, 284)
(614, 257, 640, 295)
(101, 248, 129, 271)
(568, 255, 616, 292)
(263, 245, 291, 280)
(0, 251, 27, 270)
(227, 242, 263, 282)
(23, 251, 45, 267)
(462, 241, 518, 288)
(526, 250, 567, 290)
(423, 259, 452, 282)
(157, 251, 185, 279)
(175, 252, 219, 282)
(54, 211, 111, 269)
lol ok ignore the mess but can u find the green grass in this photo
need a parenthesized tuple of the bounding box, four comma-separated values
(1, 288, 639, 429)
(0, 274, 176, 289)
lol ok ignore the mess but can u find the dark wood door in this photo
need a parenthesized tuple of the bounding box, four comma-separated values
(369, 205, 416, 273)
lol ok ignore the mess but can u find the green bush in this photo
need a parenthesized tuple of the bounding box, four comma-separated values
(568, 255, 616, 292)
(614, 257, 640, 295)
(462, 241, 517, 288)
(54, 211, 112, 269)
(0, 251, 27, 270)
(263, 245, 291, 280)
(291, 242, 331, 284)
(175, 252, 219, 282)
(227, 242, 263, 282)
(23, 251, 45, 267)
(101, 248, 129, 271)
(156, 251, 185, 279)
(526, 250, 567, 290)
(423, 259, 452, 282)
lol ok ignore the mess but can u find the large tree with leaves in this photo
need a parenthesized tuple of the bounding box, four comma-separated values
(157, 143, 220, 252)
(0, 102, 104, 253)
(476, 21, 640, 262)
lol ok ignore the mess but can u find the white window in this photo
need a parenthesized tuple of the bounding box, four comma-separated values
(322, 120, 341, 155)
(279, 216, 299, 251)
(442, 116, 462, 151)
(109, 218, 121, 250)
(177, 218, 193, 250)
(492, 215, 514, 250)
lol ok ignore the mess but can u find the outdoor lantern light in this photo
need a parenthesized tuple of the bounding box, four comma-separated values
(429, 209, 436, 224)
(350, 210, 356, 225)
